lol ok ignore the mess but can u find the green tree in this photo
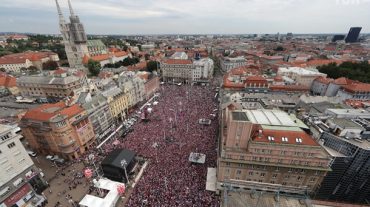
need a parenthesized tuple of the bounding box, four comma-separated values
(0, 68, 6, 72)
(146, 61, 158, 72)
(274, 46, 284, 51)
(86, 59, 101, 76)
(42, 60, 59, 70)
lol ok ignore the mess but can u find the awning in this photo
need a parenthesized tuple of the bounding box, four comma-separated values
(0, 187, 10, 196)
(13, 178, 23, 187)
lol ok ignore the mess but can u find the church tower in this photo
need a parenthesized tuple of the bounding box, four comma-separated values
(55, 0, 89, 68)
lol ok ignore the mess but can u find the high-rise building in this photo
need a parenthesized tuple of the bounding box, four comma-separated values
(331, 34, 345, 42)
(217, 106, 331, 195)
(345, 27, 362, 43)
(55, 0, 89, 68)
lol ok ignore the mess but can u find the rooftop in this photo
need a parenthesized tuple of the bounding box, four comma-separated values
(22, 102, 83, 122)
(278, 67, 326, 76)
(232, 111, 249, 121)
(245, 110, 298, 127)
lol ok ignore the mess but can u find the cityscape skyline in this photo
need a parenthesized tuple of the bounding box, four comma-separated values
(0, 0, 369, 35)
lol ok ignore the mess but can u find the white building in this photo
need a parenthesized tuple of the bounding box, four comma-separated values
(193, 58, 214, 82)
(220, 56, 246, 72)
(0, 125, 46, 206)
(277, 67, 327, 87)
(171, 51, 188, 60)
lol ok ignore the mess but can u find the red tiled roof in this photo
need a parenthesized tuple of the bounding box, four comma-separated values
(163, 59, 192, 65)
(314, 76, 333, 84)
(0, 51, 56, 65)
(0, 73, 17, 87)
(23, 102, 66, 121)
(253, 129, 319, 146)
(60, 104, 84, 118)
(342, 83, 370, 93)
(127, 61, 147, 71)
(22, 102, 83, 121)
(334, 77, 353, 85)
(114, 51, 128, 57)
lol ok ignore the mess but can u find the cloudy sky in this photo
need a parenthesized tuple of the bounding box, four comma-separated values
(0, 0, 368, 35)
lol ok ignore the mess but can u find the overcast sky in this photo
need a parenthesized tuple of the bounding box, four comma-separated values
(0, 0, 368, 35)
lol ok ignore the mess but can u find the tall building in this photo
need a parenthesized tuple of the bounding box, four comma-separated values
(0, 124, 46, 206)
(55, 0, 89, 68)
(217, 106, 331, 195)
(345, 27, 362, 43)
(20, 102, 96, 160)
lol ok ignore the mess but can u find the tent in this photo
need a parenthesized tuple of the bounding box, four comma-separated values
(101, 149, 136, 183)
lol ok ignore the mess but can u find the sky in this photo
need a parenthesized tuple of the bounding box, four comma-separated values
(0, 0, 369, 35)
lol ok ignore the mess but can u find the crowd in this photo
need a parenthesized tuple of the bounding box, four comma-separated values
(52, 83, 220, 206)
(119, 84, 220, 206)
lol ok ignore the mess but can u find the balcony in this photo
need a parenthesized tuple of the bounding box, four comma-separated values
(58, 140, 76, 148)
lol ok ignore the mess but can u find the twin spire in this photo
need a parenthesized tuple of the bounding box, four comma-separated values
(55, 0, 75, 21)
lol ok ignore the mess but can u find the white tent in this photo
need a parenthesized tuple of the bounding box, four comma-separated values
(79, 178, 124, 207)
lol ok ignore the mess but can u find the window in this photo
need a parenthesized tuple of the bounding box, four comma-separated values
(297, 176, 303, 181)
(236, 170, 242, 175)
(7, 142, 16, 149)
(260, 173, 265, 177)
(226, 162, 230, 166)
(249, 171, 254, 176)
(272, 173, 278, 178)
(309, 177, 316, 182)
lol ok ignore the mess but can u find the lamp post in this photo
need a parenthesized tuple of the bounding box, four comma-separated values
(89, 154, 100, 178)
(121, 159, 130, 185)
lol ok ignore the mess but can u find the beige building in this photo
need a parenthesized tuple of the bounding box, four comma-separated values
(17, 68, 87, 98)
(20, 102, 95, 160)
(277, 67, 327, 87)
(217, 106, 331, 194)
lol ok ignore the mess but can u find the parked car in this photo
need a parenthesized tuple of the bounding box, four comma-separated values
(27, 150, 37, 157)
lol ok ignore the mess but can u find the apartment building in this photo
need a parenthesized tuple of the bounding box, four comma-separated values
(82, 94, 115, 142)
(0, 124, 46, 206)
(220, 56, 246, 72)
(217, 107, 331, 194)
(277, 67, 327, 87)
(20, 102, 95, 160)
(102, 87, 130, 121)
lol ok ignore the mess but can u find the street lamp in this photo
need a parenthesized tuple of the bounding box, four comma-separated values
(120, 159, 130, 185)
(89, 154, 100, 178)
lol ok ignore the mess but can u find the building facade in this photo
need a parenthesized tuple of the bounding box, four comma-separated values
(17, 69, 87, 98)
(0, 51, 59, 73)
(82, 94, 115, 142)
(220, 56, 246, 72)
(20, 102, 95, 160)
(217, 107, 331, 195)
(0, 124, 46, 207)
(102, 87, 130, 121)
(277, 67, 327, 87)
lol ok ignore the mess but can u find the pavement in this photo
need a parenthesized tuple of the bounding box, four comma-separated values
(32, 156, 92, 207)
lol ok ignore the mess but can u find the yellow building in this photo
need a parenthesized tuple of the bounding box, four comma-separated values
(102, 86, 130, 121)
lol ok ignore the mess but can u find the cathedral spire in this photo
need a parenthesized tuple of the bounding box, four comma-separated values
(55, 0, 65, 22)
(68, 0, 75, 16)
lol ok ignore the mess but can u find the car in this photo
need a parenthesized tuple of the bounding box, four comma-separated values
(27, 150, 37, 157)
(46, 155, 54, 160)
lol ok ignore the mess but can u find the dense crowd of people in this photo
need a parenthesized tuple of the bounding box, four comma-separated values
(69, 83, 220, 206)
(118, 84, 220, 206)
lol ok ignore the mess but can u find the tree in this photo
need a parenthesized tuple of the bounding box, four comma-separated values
(42, 60, 58, 70)
(123, 45, 128, 52)
(86, 59, 101, 76)
(274, 46, 284, 51)
(0, 68, 5, 72)
(318, 61, 370, 83)
(146, 61, 158, 72)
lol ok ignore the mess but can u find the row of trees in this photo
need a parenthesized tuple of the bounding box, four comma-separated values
(318, 61, 370, 83)
(104, 57, 140, 68)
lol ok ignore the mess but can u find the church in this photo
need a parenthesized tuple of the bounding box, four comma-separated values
(55, 0, 130, 68)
